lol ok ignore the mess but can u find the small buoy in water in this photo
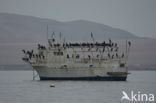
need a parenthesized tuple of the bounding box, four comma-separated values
(50, 84, 55, 87)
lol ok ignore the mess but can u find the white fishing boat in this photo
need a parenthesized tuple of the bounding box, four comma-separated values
(22, 31, 131, 81)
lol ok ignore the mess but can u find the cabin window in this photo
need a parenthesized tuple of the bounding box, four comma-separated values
(76, 54, 80, 59)
(67, 54, 69, 58)
(120, 63, 125, 67)
(54, 51, 63, 56)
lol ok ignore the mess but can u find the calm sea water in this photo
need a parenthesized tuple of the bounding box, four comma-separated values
(0, 70, 156, 103)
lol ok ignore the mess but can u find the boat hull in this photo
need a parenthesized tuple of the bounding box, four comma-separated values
(33, 65, 128, 81)
(40, 76, 127, 81)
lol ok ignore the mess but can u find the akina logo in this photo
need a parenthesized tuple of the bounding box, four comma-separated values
(121, 91, 155, 102)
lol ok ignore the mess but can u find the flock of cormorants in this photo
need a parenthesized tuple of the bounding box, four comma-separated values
(22, 49, 45, 61)
(22, 39, 131, 62)
(48, 39, 119, 48)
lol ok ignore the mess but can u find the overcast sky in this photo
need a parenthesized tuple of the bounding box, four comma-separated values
(0, 0, 156, 38)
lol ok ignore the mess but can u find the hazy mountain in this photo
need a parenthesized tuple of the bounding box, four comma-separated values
(1, 12, 156, 69)
(0, 13, 137, 42)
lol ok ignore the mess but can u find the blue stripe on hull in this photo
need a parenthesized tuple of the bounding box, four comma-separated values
(40, 76, 127, 81)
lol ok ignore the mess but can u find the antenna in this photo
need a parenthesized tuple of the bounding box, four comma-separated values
(59, 32, 62, 41)
(46, 25, 48, 41)
(52, 32, 55, 39)
(63, 37, 66, 43)
(126, 37, 128, 61)
(125, 36, 129, 71)
(91, 32, 95, 43)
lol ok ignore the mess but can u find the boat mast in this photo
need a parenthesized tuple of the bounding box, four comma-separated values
(125, 37, 128, 62)
(90, 32, 95, 63)
(47, 25, 48, 41)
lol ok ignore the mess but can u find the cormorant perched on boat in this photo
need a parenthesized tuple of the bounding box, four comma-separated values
(90, 42, 93, 46)
(115, 47, 118, 52)
(42, 55, 45, 59)
(26, 51, 32, 58)
(88, 55, 91, 59)
(103, 48, 105, 52)
(82, 43, 86, 46)
(121, 53, 124, 58)
(26, 51, 29, 54)
(97, 54, 99, 58)
(54, 44, 57, 47)
(31, 50, 33, 54)
(27, 51, 32, 59)
(114, 43, 117, 47)
(128, 41, 131, 47)
(66, 43, 69, 47)
(41, 46, 46, 50)
(35, 54, 38, 59)
(38, 44, 41, 49)
(116, 53, 118, 58)
(109, 38, 112, 44)
(39, 55, 41, 59)
(52, 39, 55, 42)
(112, 55, 114, 59)
(63, 43, 65, 47)
(67, 54, 69, 58)
(111, 42, 114, 46)
(108, 53, 110, 58)
(22, 49, 26, 54)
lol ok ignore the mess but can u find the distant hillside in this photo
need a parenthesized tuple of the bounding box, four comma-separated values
(0, 13, 137, 42)
(2, 13, 152, 66)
